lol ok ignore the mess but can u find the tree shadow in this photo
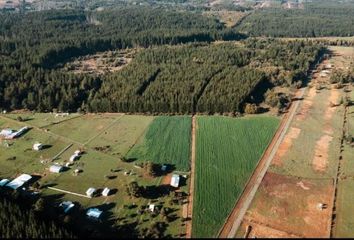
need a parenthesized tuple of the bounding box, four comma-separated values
(141, 184, 174, 199)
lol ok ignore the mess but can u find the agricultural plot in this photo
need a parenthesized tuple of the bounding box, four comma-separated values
(47, 113, 124, 144)
(192, 115, 279, 238)
(5, 112, 82, 128)
(236, 46, 353, 238)
(0, 113, 190, 237)
(87, 115, 155, 157)
(126, 116, 192, 171)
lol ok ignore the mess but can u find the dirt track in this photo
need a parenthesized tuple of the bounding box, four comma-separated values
(218, 84, 309, 238)
(186, 115, 196, 238)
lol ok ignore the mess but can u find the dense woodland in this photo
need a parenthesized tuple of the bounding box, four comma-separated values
(0, 193, 75, 238)
(236, 2, 354, 37)
(89, 39, 322, 113)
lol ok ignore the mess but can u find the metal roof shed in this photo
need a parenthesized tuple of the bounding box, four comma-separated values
(86, 208, 102, 219)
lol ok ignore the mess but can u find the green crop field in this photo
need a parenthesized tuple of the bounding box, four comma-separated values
(126, 116, 192, 171)
(192, 115, 280, 238)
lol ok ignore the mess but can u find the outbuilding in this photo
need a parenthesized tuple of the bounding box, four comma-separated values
(102, 187, 111, 197)
(0, 179, 9, 187)
(6, 174, 32, 190)
(33, 143, 44, 151)
(86, 187, 96, 198)
(49, 165, 64, 173)
(170, 174, 180, 188)
(86, 208, 102, 220)
(69, 154, 80, 162)
(59, 201, 75, 213)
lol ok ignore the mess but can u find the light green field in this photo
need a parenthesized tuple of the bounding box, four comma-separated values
(47, 114, 124, 144)
(192, 115, 280, 238)
(269, 87, 343, 179)
(6, 112, 82, 128)
(87, 115, 155, 157)
(126, 116, 192, 171)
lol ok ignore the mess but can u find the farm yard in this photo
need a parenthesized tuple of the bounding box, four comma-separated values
(235, 46, 354, 238)
(0, 113, 191, 237)
(192, 115, 280, 238)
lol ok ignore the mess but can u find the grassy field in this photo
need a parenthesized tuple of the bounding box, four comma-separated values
(0, 113, 189, 237)
(192, 115, 280, 238)
(126, 116, 192, 171)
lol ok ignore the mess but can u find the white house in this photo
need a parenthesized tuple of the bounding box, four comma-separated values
(86, 208, 102, 220)
(6, 174, 32, 190)
(86, 187, 96, 198)
(49, 165, 64, 173)
(33, 143, 44, 151)
(102, 187, 111, 197)
(170, 174, 180, 188)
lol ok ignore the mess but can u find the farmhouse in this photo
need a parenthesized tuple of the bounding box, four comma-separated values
(59, 201, 75, 213)
(102, 187, 111, 197)
(1, 126, 29, 139)
(33, 143, 44, 151)
(49, 165, 64, 173)
(86, 187, 96, 198)
(170, 174, 180, 188)
(0, 128, 14, 138)
(0, 179, 9, 187)
(6, 174, 32, 190)
(86, 208, 102, 220)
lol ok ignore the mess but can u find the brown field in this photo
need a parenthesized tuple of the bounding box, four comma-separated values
(240, 172, 333, 238)
(313, 134, 333, 172)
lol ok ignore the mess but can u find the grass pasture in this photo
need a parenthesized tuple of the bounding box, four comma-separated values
(0, 113, 189, 237)
(126, 116, 192, 171)
(192, 115, 280, 238)
(87, 115, 155, 157)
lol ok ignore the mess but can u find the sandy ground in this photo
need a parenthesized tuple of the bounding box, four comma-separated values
(313, 135, 333, 172)
(272, 127, 301, 166)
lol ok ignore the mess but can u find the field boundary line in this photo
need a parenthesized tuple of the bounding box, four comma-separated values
(218, 86, 308, 238)
(40, 114, 84, 129)
(83, 114, 125, 146)
(47, 186, 91, 198)
(186, 115, 196, 238)
(51, 143, 73, 161)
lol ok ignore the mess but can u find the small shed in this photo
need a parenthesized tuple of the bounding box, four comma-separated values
(50, 165, 64, 173)
(59, 201, 75, 213)
(69, 154, 79, 162)
(0, 179, 9, 187)
(170, 174, 180, 188)
(86, 208, 102, 220)
(161, 164, 167, 172)
(149, 204, 155, 212)
(33, 143, 44, 151)
(102, 187, 111, 197)
(86, 187, 96, 198)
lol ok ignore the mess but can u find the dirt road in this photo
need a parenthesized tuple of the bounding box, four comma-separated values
(186, 115, 196, 238)
(218, 87, 308, 238)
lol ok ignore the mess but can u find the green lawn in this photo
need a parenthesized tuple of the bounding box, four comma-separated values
(126, 116, 192, 171)
(192, 115, 280, 238)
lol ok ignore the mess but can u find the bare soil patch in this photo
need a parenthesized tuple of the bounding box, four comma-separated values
(272, 127, 301, 166)
(244, 172, 333, 238)
(313, 135, 333, 172)
(296, 100, 313, 121)
(161, 174, 172, 186)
